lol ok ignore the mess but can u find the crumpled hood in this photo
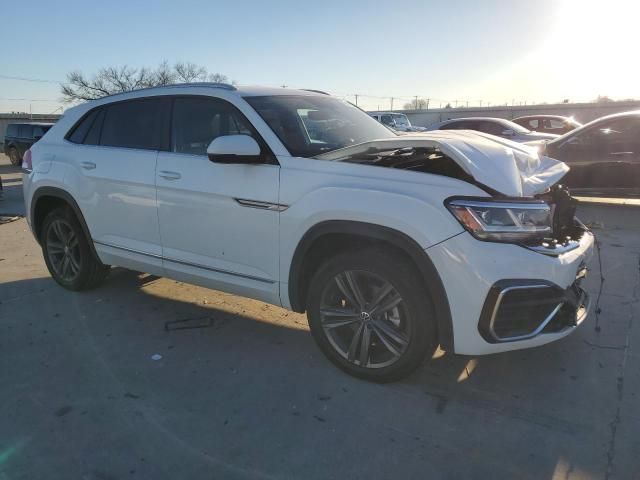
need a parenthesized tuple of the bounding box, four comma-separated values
(317, 130, 569, 197)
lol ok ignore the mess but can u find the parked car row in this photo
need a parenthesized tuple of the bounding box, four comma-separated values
(426, 117, 559, 142)
(366, 110, 638, 197)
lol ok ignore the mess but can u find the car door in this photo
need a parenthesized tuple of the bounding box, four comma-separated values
(63, 97, 170, 272)
(156, 95, 281, 305)
(551, 117, 640, 195)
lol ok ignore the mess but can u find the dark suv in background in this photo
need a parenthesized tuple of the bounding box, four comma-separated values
(3, 123, 54, 166)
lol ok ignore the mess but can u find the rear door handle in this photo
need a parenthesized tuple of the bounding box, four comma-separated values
(80, 161, 96, 170)
(158, 170, 181, 180)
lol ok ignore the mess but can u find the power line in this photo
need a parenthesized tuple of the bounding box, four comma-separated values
(0, 97, 61, 103)
(0, 74, 63, 84)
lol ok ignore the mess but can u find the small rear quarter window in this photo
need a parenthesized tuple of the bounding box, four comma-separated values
(68, 109, 100, 144)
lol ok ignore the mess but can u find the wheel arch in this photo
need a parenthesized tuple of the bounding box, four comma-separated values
(31, 186, 98, 258)
(288, 220, 454, 350)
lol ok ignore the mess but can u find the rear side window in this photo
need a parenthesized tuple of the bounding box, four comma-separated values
(441, 121, 470, 130)
(84, 109, 105, 145)
(19, 125, 32, 138)
(6, 124, 18, 137)
(100, 98, 169, 150)
(68, 109, 100, 144)
(171, 97, 256, 156)
(32, 126, 46, 138)
(477, 121, 505, 136)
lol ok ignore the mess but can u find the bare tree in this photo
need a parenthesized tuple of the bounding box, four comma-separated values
(402, 98, 429, 110)
(61, 61, 233, 102)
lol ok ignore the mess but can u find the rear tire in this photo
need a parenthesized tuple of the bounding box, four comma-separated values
(41, 207, 109, 291)
(8, 148, 21, 166)
(306, 248, 437, 382)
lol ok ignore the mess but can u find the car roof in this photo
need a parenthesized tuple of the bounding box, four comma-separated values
(63, 83, 328, 117)
(441, 117, 509, 124)
(513, 115, 567, 121)
(589, 110, 640, 123)
(99, 83, 322, 100)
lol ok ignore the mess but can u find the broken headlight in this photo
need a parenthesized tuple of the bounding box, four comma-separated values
(446, 198, 551, 243)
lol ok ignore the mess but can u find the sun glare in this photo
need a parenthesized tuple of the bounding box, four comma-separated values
(542, 0, 640, 100)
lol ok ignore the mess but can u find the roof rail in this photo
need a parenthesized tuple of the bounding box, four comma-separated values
(301, 89, 330, 95)
(95, 82, 238, 101)
(175, 82, 237, 91)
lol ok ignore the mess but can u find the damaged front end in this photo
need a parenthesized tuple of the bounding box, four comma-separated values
(318, 131, 590, 256)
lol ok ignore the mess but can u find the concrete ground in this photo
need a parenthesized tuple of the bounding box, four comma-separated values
(1, 154, 639, 480)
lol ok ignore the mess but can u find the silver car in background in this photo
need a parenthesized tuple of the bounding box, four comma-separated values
(368, 112, 427, 132)
(427, 117, 559, 143)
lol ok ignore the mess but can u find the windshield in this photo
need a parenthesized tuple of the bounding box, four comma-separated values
(245, 95, 396, 157)
(392, 114, 410, 127)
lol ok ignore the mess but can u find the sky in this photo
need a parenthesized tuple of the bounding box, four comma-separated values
(1, 0, 639, 113)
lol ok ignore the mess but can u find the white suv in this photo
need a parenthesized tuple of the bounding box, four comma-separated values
(23, 84, 593, 381)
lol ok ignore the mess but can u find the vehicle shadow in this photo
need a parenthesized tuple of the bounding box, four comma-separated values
(0, 267, 609, 479)
(0, 182, 25, 216)
(0, 162, 21, 175)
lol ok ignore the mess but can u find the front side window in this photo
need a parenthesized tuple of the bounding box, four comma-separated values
(171, 97, 256, 156)
(100, 98, 169, 150)
(245, 95, 395, 158)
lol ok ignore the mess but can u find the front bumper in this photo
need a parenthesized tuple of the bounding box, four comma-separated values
(427, 227, 594, 355)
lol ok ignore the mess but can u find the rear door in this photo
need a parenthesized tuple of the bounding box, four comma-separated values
(156, 95, 280, 304)
(64, 97, 170, 271)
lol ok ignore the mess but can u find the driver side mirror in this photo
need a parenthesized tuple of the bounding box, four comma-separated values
(501, 129, 515, 137)
(207, 135, 262, 164)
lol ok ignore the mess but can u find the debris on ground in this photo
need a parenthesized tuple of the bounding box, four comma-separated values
(0, 215, 21, 225)
(164, 316, 214, 331)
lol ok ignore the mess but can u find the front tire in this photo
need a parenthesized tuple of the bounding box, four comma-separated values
(41, 207, 109, 291)
(8, 148, 21, 166)
(307, 248, 437, 382)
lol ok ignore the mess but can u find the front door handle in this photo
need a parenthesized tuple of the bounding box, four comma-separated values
(158, 170, 181, 180)
(80, 161, 96, 170)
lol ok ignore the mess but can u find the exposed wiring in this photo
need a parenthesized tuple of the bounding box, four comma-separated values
(593, 233, 605, 332)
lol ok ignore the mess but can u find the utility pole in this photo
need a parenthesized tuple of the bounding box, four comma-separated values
(454, 99, 458, 107)
(466, 100, 469, 107)
(280, 84, 287, 88)
(414, 96, 418, 110)
(425, 98, 430, 110)
(390, 97, 394, 111)
(355, 94, 359, 106)
(479, 100, 483, 107)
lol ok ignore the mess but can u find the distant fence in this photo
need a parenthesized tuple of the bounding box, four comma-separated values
(393, 101, 640, 128)
(0, 114, 62, 148)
